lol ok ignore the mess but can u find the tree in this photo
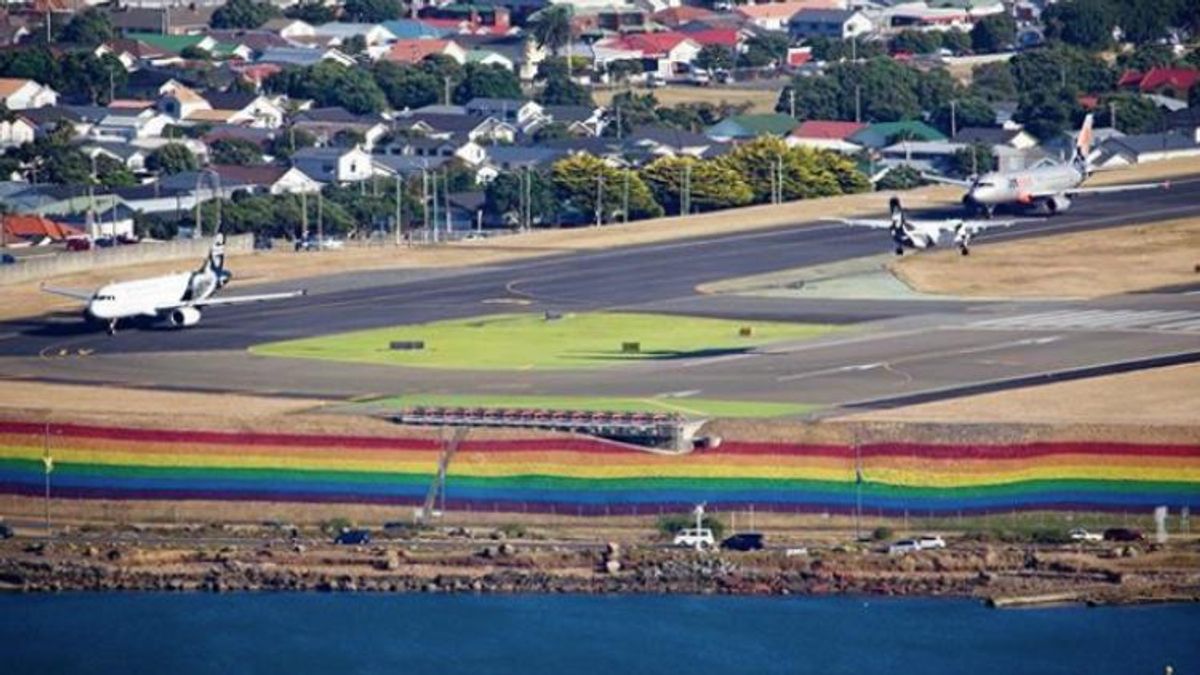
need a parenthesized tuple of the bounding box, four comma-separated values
(342, 35, 368, 58)
(60, 53, 128, 104)
(210, 138, 264, 165)
(639, 156, 753, 214)
(739, 33, 789, 68)
(1100, 93, 1164, 135)
(332, 129, 366, 148)
(268, 127, 317, 159)
(969, 62, 1017, 101)
(484, 170, 557, 226)
(970, 13, 1016, 53)
(529, 5, 572, 58)
(949, 142, 997, 177)
(875, 164, 926, 190)
(1042, 0, 1116, 51)
(284, 1, 335, 24)
(805, 36, 885, 62)
(94, 154, 137, 188)
(550, 153, 662, 223)
(60, 9, 113, 47)
(342, 0, 404, 23)
(265, 62, 387, 114)
(147, 143, 199, 175)
(694, 44, 734, 72)
(716, 137, 868, 203)
(452, 63, 522, 104)
(940, 29, 971, 55)
(1009, 46, 1114, 98)
(1015, 88, 1079, 140)
(605, 59, 643, 85)
(1116, 44, 1177, 73)
(537, 74, 593, 106)
(779, 57, 948, 123)
(892, 30, 942, 55)
(179, 46, 210, 60)
(372, 62, 441, 110)
(931, 97, 996, 136)
(533, 122, 571, 142)
(210, 0, 280, 29)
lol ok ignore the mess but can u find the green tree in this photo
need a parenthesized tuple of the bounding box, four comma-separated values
(1015, 88, 1079, 140)
(875, 164, 926, 190)
(716, 137, 867, 203)
(1042, 0, 1115, 51)
(1101, 92, 1164, 134)
(537, 74, 593, 106)
(1009, 46, 1114, 97)
(949, 142, 997, 177)
(284, 1, 335, 24)
(210, 138, 264, 165)
(605, 91, 659, 137)
(605, 59, 643, 85)
(739, 33, 789, 68)
(533, 122, 571, 142)
(268, 127, 317, 159)
(210, 0, 280, 29)
(265, 62, 387, 114)
(60, 8, 113, 47)
(179, 45, 210, 60)
(452, 63, 522, 104)
(970, 13, 1016, 53)
(694, 44, 734, 71)
(372, 62, 441, 110)
(342, 0, 404, 23)
(931, 97, 996, 136)
(1116, 44, 1177, 73)
(484, 170, 557, 226)
(94, 155, 137, 188)
(940, 29, 971, 55)
(639, 156, 753, 214)
(529, 5, 573, 58)
(550, 153, 662, 223)
(60, 53, 128, 104)
(332, 129, 366, 148)
(891, 30, 942, 55)
(147, 143, 199, 175)
(342, 35, 368, 58)
(805, 36, 886, 62)
(969, 62, 1017, 101)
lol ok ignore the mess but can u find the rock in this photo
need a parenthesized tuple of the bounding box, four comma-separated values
(499, 543, 516, 557)
(383, 550, 401, 571)
(605, 560, 621, 574)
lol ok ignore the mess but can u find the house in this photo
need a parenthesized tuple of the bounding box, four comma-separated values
(163, 164, 322, 195)
(882, 2, 981, 32)
(256, 47, 356, 68)
(185, 92, 286, 129)
(737, 1, 847, 32)
(464, 98, 543, 129)
(1, 213, 82, 245)
(628, 125, 714, 157)
(848, 120, 947, 149)
(0, 114, 36, 148)
(453, 35, 546, 82)
(204, 29, 293, 55)
(1097, 129, 1200, 165)
(788, 8, 873, 40)
(312, 22, 398, 47)
(879, 139, 965, 173)
(952, 126, 1038, 149)
(18, 107, 87, 137)
(541, 105, 606, 137)
(76, 107, 173, 141)
(380, 19, 455, 40)
(651, 5, 718, 28)
(109, 6, 217, 36)
(292, 108, 390, 150)
(705, 114, 799, 142)
(0, 78, 58, 110)
(383, 39, 468, 65)
(291, 146, 377, 183)
(261, 18, 316, 41)
(596, 32, 701, 80)
(466, 49, 515, 71)
(394, 112, 517, 144)
(786, 120, 866, 153)
(81, 142, 150, 172)
(123, 32, 219, 59)
(60, 204, 137, 240)
(482, 145, 568, 172)
(1117, 67, 1200, 102)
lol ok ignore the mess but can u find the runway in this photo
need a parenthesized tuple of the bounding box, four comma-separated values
(2, 176, 1199, 413)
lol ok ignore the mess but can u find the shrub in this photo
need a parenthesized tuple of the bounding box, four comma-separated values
(871, 526, 894, 541)
(321, 517, 353, 534)
(1031, 529, 1072, 545)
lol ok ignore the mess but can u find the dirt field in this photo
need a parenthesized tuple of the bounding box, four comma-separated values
(840, 363, 1200, 427)
(892, 216, 1200, 298)
(593, 85, 782, 114)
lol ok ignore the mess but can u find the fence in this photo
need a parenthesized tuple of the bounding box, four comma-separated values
(0, 234, 252, 286)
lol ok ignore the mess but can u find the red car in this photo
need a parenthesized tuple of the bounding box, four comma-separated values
(66, 237, 91, 251)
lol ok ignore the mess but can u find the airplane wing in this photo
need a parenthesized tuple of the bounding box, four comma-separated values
(1058, 180, 1171, 197)
(156, 289, 307, 311)
(920, 172, 974, 188)
(836, 218, 895, 229)
(961, 219, 1021, 234)
(40, 284, 94, 302)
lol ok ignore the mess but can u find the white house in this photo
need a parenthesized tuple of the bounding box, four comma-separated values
(0, 78, 59, 110)
(789, 9, 874, 40)
(292, 146, 376, 183)
(262, 18, 315, 41)
(312, 22, 398, 47)
(271, 166, 323, 195)
(0, 115, 37, 148)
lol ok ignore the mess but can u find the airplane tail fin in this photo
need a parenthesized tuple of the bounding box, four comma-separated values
(199, 233, 231, 287)
(1072, 113, 1094, 174)
(888, 196, 905, 231)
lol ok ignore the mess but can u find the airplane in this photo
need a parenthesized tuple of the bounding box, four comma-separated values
(924, 113, 1170, 217)
(837, 196, 1020, 256)
(42, 233, 306, 334)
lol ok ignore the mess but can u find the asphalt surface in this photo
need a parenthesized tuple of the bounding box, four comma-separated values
(2, 176, 1199, 413)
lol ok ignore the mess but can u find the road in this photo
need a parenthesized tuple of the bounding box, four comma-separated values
(2, 177, 1198, 412)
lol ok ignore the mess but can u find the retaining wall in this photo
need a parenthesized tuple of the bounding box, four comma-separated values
(0, 234, 252, 286)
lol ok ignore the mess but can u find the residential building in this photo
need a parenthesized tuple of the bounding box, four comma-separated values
(848, 120, 947, 149)
(788, 8, 873, 40)
(786, 120, 866, 153)
(292, 108, 391, 150)
(951, 126, 1038, 151)
(0, 78, 58, 110)
(628, 125, 714, 157)
(311, 22, 398, 47)
(384, 39, 468, 65)
(595, 32, 701, 79)
(291, 146, 377, 183)
(705, 114, 799, 142)
(109, 6, 217, 36)
(1097, 129, 1200, 165)
(261, 18, 316, 41)
(81, 142, 150, 172)
(0, 114, 36, 148)
(1118, 67, 1200, 101)
(1, 213, 82, 245)
(256, 47, 356, 68)
(737, 1, 848, 32)
(464, 98, 543, 129)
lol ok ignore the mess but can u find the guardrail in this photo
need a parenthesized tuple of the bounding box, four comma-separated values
(0, 234, 252, 286)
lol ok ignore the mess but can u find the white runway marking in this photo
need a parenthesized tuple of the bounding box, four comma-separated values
(971, 310, 1200, 334)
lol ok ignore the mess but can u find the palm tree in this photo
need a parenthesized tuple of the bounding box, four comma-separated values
(529, 5, 572, 58)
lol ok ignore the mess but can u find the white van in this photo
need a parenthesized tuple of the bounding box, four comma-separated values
(673, 528, 715, 549)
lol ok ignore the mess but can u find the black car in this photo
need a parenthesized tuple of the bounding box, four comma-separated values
(1103, 528, 1144, 542)
(0, 253, 16, 265)
(720, 533, 765, 551)
(0, 523, 13, 539)
(334, 529, 371, 545)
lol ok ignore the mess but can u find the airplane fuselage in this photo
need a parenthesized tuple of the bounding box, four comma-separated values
(965, 163, 1085, 212)
(897, 222, 967, 251)
(86, 271, 213, 322)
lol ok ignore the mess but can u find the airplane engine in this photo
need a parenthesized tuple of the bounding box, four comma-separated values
(1045, 195, 1072, 214)
(169, 307, 201, 327)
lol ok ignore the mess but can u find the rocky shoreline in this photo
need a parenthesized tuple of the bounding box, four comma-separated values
(3, 534, 1198, 607)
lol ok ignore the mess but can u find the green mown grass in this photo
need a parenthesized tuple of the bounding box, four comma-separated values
(251, 312, 837, 371)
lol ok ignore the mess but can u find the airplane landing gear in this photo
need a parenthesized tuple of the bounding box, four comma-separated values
(959, 245, 970, 256)
(107, 320, 118, 336)
(894, 246, 904, 256)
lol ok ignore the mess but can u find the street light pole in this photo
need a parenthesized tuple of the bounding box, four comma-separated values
(42, 422, 52, 537)
(595, 173, 604, 226)
(394, 173, 402, 246)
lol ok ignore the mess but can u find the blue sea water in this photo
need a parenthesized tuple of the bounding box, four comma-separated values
(1, 593, 1197, 675)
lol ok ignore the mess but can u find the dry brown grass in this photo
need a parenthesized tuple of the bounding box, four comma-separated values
(839, 363, 1200, 428)
(593, 85, 782, 114)
(892, 216, 1200, 298)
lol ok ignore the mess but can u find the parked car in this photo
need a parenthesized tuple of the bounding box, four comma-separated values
(888, 539, 922, 555)
(916, 535, 946, 550)
(1103, 528, 1144, 542)
(1069, 528, 1103, 542)
(0, 253, 16, 265)
(296, 236, 345, 252)
(721, 532, 765, 551)
(93, 237, 115, 248)
(116, 234, 140, 245)
(334, 528, 371, 545)
(65, 237, 91, 251)
(0, 522, 12, 539)
(673, 528, 715, 549)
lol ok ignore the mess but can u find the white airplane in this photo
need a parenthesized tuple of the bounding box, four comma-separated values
(838, 197, 1020, 255)
(42, 234, 306, 334)
(925, 113, 1170, 216)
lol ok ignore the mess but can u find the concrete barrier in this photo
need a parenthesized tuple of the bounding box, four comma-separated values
(0, 234, 252, 286)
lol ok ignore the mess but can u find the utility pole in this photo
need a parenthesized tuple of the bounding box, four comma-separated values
(594, 173, 604, 226)
(616, 105, 622, 140)
(394, 173, 403, 245)
(788, 88, 796, 118)
(300, 190, 308, 241)
(681, 161, 692, 215)
(430, 171, 439, 242)
(854, 85, 862, 124)
(950, 99, 957, 138)
(42, 423, 53, 537)
(316, 190, 323, 246)
(525, 167, 532, 230)
(443, 169, 451, 235)
(443, 76, 451, 106)
(1109, 101, 1117, 132)
(421, 168, 430, 236)
(622, 169, 629, 224)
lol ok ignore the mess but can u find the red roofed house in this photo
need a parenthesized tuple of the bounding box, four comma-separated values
(736, 1, 845, 31)
(597, 32, 701, 79)
(1118, 67, 1200, 101)
(678, 28, 741, 49)
(651, 5, 717, 28)
(384, 39, 467, 65)
(1, 214, 82, 246)
(786, 120, 867, 153)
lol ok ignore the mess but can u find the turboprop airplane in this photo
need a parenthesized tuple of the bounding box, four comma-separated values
(42, 234, 306, 334)
(925, 113, 1170, 216)
(838, 197, 1020, 255)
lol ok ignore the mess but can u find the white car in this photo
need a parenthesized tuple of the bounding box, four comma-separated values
(888, 539, 921, 555)
(1069, 528, 1102, 542)
(916, 535, 946, 550)
(673, 528, 715, 549)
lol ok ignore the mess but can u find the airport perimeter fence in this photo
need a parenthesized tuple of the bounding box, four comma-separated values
(0, 234, 252, 286)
